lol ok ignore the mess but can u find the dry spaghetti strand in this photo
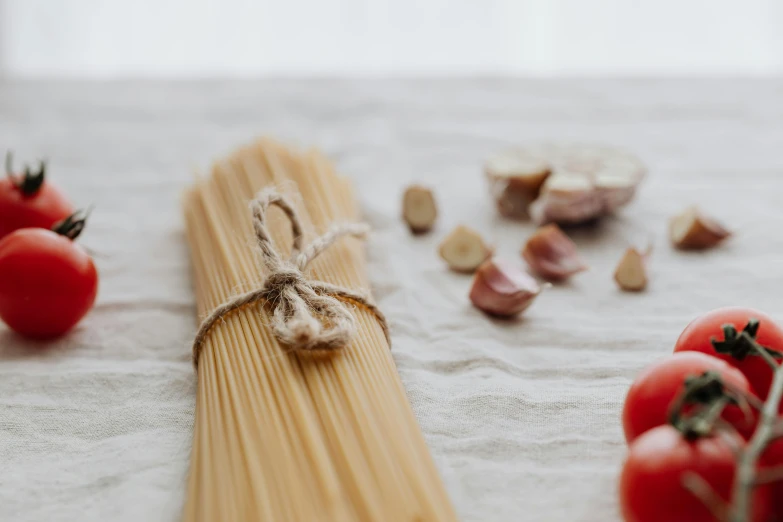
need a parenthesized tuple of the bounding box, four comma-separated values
(183, 139, 458, 522)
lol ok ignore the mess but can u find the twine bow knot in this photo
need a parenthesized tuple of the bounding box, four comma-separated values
(192, 189, 389, 366)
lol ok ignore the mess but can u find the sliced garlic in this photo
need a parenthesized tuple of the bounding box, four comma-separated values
(614, 247, 648, 291)
(521, 224, 587, 281)
(670, 207, 731, 250)
(438, 225, 492, 273)
(402, 185, 437, 234)
(469, 258, 541, 317)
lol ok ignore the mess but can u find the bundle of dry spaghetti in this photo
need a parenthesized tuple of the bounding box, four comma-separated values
(182, 138, 457, 522)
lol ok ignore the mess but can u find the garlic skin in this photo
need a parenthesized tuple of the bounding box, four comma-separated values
(670, 207, 731, 250)
(402, 185, 437, 234)
(614, 247, 648, 292)
(469, 259, 541, 317)
(521, 224, 587, 281)
(438, 225, 492, 273)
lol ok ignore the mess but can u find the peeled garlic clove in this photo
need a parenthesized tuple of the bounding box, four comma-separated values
(614, 247, 648, 291)
(469, 258, 541, 317)
(402, 185, 437, 234)
(438, 225, 492, 273)
(521, 224, 587, 281)
(485, 150, 551, 219)
(670, 207, 731, 250)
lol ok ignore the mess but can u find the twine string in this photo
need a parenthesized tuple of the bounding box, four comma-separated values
(192, 188, 390, 366)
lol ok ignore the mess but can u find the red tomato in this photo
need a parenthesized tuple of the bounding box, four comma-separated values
(0, 227, 98, 339)
(623, 352, 756, 443)
(0, 153, 73, 239)
(620, 425, 771, 522)
(674, 308, 783, 399)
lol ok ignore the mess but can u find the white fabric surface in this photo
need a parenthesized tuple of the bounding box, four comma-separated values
(2, 79, 783, 522)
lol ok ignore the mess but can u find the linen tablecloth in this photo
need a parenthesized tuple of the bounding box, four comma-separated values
(2, 79, 783, 522)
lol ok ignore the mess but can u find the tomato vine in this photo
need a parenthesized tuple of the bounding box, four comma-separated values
(675, 320, 783, 522)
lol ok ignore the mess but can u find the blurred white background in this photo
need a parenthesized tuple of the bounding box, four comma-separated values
(0, 0, 781, 77)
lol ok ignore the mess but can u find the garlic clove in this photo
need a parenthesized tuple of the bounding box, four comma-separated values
(485, 150, 551, 219)
(438, 225, 492, 273)
(402, 185, 437, 234)
(614, 247, 648, 291)
(529, 173, 603, 225)
(469, 258, 541, 317)
(517, 143, 645, 225)
(595, 165, 640, 209)
(670, 207, 731, 250)
(521, 224, 588, 281)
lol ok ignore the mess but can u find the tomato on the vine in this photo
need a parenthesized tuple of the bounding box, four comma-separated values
(622, 352, 756, 443)
(0, 152, 73, 239)
(759, 438, 783, 520)
(0, 212, 98, 339)
(620, 425, 772, 522)
(674, 307, 783, 399)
